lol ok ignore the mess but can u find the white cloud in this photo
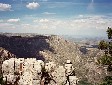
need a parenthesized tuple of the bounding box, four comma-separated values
(32, 15, 112, 31)
(33, 19, 38, 23)
(42, 12, 56, 15)
(0, 15, 112, 36)
(0, 3, 11, 11)
(78, 15, 84, 18)
(26, 2, 40, 9)
(33, 19, 57, 29)
(21, 24, 31, 29)
(40, 0, 48, 1)
(0, 23, 15, 29)
(39, 19, 49, 23)
(7, 18, 20, 23)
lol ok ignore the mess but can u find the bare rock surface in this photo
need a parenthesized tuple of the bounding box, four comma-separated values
(0, 47, 15, 74)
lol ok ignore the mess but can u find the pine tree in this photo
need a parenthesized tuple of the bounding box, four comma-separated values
(98, 27, 112, 68)
(98, 27, 112, 85)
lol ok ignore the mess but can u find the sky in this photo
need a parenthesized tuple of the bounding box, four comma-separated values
(0, 0, 112, 37)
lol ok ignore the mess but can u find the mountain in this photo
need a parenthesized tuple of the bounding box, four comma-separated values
(0, 33, 107, 84)
(0, 34, 81, 62)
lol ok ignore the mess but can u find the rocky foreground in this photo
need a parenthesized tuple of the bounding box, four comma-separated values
(0, 33, 107, 84)
(2, 58, 78, 85)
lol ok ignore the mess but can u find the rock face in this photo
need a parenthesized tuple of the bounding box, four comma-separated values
(2, 58, 78, 85)
(0, 34, 53, 60)
(0, 47, 15, 74)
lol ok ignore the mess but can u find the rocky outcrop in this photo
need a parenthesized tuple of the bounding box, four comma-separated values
(2, 58, 78, 85)
(0, 47, 15, 74)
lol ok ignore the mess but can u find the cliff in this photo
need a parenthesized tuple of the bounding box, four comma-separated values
(0, 34, 81, 63)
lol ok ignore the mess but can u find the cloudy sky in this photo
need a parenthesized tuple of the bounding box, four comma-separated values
(0, 0, 112, 37)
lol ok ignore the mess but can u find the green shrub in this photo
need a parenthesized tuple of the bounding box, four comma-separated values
(0, 74, 5, 85)
(100, 76, 112, 85)
(78, 78, 93, 85)
(98, 55, 112, 65)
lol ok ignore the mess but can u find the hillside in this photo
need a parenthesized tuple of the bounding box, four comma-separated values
(0, 34, 81, 63)
(0, 33, 106, 84)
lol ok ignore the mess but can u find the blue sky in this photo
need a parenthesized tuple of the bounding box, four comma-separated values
(0, 0, 112, 37)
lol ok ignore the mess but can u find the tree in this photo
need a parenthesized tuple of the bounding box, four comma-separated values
(98, 27, 112, 67)
(98, 40, 108, 50)
(98, 55, 112, 65)
(98, 27, 112, 85)
(107, 27, 112, 39)
(100, 76, 112, 85)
